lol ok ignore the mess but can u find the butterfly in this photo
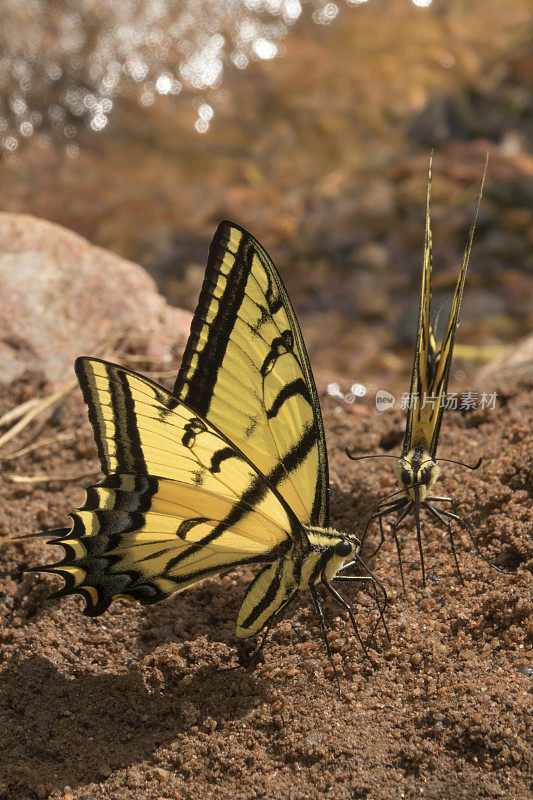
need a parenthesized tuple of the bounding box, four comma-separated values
(347, 156, 489, 590)
(11, 221, 385, 690)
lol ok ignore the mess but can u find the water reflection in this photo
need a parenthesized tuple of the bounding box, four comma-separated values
(0, 0, 529, 386)
(0, 0, 386, 153)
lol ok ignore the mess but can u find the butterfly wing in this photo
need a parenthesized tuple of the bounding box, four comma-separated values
(402, 158, 485, 458)
(174, 221, 330, 528)
(425, 166, 486, 456)
(35, 358, 299, 616)
(403, 158, 435, 455)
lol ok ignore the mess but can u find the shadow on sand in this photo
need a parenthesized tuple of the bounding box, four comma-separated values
(0, 653, 264, 796)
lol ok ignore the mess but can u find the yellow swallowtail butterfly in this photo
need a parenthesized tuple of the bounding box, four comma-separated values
(11, 221, 385, 689)
(347, 157, 490, 589)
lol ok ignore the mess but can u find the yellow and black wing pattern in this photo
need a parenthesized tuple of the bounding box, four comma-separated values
(403, 158, 486, 458)
(174, 221, 330, 529)
(38, 358, 299, 616)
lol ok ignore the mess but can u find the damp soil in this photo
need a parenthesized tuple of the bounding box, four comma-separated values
(0, 361, 531, 800)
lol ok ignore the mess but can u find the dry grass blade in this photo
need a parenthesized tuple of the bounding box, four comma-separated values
(0, 432, 77, 462)
(0, 397, 41, 428)
(0, 378, 78, 451)
(5, 469, 101, 484)
(0, 328, 139, 454)
(113, 351, 160, 363)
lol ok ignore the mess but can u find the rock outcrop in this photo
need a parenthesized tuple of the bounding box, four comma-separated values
(0, 214, 191, 386)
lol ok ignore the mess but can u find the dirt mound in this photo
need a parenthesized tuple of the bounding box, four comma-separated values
(1, 346, 530, 800)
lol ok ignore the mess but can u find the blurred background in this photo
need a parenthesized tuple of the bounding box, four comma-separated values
(1, 0, 531, 392)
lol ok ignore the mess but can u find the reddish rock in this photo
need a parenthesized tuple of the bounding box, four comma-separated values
(476, 334, 533, 386)
(0, 213, 191, 387)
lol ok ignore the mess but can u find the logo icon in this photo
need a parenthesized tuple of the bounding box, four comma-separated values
(375, 389, 395, 412)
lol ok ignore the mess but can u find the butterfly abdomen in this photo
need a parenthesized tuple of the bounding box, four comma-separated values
(236, 532, 355, 638)
(236, 552, 302, 638)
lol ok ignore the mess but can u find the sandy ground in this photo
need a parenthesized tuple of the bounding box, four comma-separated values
(0, 364, 531, 800)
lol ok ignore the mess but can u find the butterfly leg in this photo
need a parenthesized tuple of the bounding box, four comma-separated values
(360, 498, 407, 559)
(334, 551, 390, 644)
(321, 577, 373, 665)
(424, 501, 464, 585)
(217, 591, 298, 673)
(310, 584, 342, 697)
(435, 503, 510, 575)
(426, 496, 453, 503)
(390, 501, 413, 593)
(413, 488, 427, 587)
(359, 512, 379, 554)
(332, 575, 390, 647)
(249, 590, 299, 665)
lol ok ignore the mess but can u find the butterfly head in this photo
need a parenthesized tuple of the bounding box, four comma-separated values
(323, 535, 359, 583)
(396, 446, 440, 502)
(306, 528, 360, 582)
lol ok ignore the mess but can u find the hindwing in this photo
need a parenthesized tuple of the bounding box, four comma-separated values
(43, 473, 292, 616)
(38, 358, 302, 614)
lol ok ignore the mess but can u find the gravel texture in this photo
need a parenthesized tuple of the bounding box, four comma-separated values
(0, 364, 531, 800)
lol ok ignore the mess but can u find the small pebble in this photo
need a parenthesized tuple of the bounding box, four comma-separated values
(154, 767, 172, 781)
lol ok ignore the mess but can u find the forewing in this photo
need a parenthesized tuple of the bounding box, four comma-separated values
(403, 158, 434, 454)
(426, 164, 487, 455)
(174, 221, 329, 528)
(403, 158, 487, 457)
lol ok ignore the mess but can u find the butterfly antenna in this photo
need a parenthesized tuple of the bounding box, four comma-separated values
(437, 457, 483, 470)
(345, 448, 399, 462)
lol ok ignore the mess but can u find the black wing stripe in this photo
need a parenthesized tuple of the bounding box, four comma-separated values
(75, 359, 110, 473)
(160, 425, 315, 574)
(176, 228, 250, 417)
(239, 562, 283, 630)
(266, 378, 311, 420)
(271, 424, 318, 487)
(115, 367, 148, 475)
(75, 360, 149, 475)
(162, 479, 273, 573)
(210, 447, 237, 474)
